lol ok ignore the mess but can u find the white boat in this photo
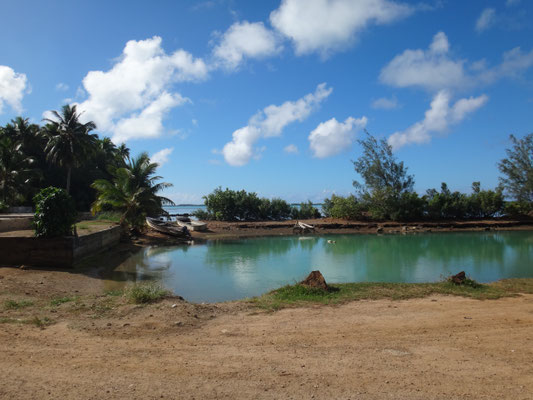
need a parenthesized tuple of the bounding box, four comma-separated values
(146, 217, 190, 237)
(177, 220, 207, 232)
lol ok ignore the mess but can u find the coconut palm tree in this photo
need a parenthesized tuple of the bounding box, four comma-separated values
(0, 136, 37, 206)
(91, 152, 174, 231)
(43, 105, 97, 194)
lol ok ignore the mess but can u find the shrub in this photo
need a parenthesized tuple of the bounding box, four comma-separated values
(322, 195, 365, 220)
(466, 182, 504, 218)
(33, 187, 77, 237)
(291, 201, 321, 219)
(504, 201, 532, 217)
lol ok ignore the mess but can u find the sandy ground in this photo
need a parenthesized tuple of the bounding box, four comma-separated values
(1, 265, 533, 400)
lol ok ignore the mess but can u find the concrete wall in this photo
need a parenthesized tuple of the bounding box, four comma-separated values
(0, 226, 121, 268)
(0, 216, 33, 232)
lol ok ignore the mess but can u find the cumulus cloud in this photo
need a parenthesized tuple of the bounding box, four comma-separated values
(387, 90, 488, 150)
(380, 32, 466, 91)
(475, 8, 496, 33)
(76, 36, 208, 143)
(222, 83, 332, 166)
(380, 31, 533, 92)
(212, 21, 282, 70)
(371, 95, 399, 109)
(284, 144, 299, 154)
(0, 65, 28, 114)
(151, 147, 174, 167)
(270, 0, 412, 57)
(309, 116, 367, 158)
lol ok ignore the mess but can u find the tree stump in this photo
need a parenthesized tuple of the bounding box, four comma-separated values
(300, 270, 328, 290)
(450, 271, 466, 285)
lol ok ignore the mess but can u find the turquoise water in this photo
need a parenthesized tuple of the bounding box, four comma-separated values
(108, 231, 533, 303)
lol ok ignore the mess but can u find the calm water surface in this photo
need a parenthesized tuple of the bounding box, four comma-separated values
(105, 231, 533, 303)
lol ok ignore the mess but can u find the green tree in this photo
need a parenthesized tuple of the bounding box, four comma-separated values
(91, 152, 174, 230)
(353, 132, 416, 220)
(43, 104, 97, 194)
(33, 187, 77, 237)
(498, 133, 533, 203)
(0, 136, 38, 206)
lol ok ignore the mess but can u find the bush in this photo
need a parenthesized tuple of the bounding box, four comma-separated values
(201, 187, 293, 221)
(466, 182, 504, 218)
(322, 195, 365, 220)
(291, 201, 321, 219)
(33, 187, 77, 237)
(125, 284, 169, 304)
(504, 201, 532, 217)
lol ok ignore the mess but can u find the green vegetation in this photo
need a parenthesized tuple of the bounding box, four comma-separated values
(322, 194, 365, 220)
(124, 283, 169, 304)
(91, 152, 174, 231)
(498, 133, 533, 204)
(50, 296, 77, 306)
(250, 279, 533, 310)
(4, 299, 34, 309)
(33, 187, 77, 237)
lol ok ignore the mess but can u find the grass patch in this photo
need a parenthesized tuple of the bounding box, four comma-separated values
(250, 278, 533, 311)
(30, 316, 53, 328)
(50, 296, 77, 306)
(77, 224, 90, 230)
(104, 289, 124, 297)
(95, 211, 122, 223)
(124, 284, 169, 304)
(3, 299, 34, 310)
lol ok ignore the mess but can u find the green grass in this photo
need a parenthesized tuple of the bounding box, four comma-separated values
(95, 211, 122, 223)
(124, 283, 169, 304)
(50, 296, 77, 306)
(249, 278, 533, 311)
(4, 299, 34, 310)
(30, 316, 53, 328)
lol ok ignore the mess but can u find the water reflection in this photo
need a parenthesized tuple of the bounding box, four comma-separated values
(106, 231, 533, 302)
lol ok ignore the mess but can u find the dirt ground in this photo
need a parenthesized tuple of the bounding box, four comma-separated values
(1, 265, 533, 400)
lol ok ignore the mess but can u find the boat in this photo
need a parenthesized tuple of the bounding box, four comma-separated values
(177, 220, 207, 232)
(146, 217, 191, 237)
(175, 215, 191, 223)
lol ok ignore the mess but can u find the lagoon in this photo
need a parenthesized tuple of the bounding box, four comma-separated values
(104, 231, 533, 303)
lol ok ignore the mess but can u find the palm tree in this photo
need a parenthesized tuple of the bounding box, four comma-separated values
(0, 136, 37, 205)
(43, 105, 97, 193)
(91, 152, 174, 230)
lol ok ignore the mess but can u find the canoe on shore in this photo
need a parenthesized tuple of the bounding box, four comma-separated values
(177, 220, 208, 232)
(146, 217, 191, 237)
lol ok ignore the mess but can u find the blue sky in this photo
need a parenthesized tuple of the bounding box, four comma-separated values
(1, 0, 532, 204)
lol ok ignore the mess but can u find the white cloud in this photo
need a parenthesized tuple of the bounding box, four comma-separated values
(380, 31, 533, 92)
(371, 95, 399, 109)
(387, 90, 488, 150)
(151, 147, 174, 167)
(506, 0, 521, 6)
(222, 83, 332, 166)
(76, 36, 208, 143)
(380, 32, 466, 91)
(475, 8, 496, 33)
(0, 65, 28, 114)
(55, 82, 69, 91)
(309, 116, 367, 158)
(212, 21, 282, 70)
(284, 144, 299, 154)
(270, 0, 413, 57)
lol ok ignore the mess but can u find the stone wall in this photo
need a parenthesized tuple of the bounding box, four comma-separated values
(0, 216, 33, 232)
(0, 226, 121, 268)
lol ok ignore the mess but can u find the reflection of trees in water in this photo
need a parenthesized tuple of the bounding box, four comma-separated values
(204, 237, 300, 269)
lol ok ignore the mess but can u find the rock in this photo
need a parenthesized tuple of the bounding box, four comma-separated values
(171, 304, 178, 308)
(376, 227, 384, 234)
(300, 270, 329, 291)
(175, 321, 183, 326)
(450, 271, 466, 285)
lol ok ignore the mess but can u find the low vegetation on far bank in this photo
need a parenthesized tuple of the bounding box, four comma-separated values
(250, 278, 533, 311)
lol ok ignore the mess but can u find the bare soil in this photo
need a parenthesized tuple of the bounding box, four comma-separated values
(1, 265, 533, 400)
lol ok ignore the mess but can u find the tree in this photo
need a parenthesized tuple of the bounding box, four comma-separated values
(498, 133, 533, 203)
(0, 136, 38, 206)
(91, 152, 174, 230)
(43, 104, 97, 194)
(353, 131, 416, 220)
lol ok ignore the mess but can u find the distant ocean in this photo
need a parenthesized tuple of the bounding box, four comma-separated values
(162, 204, 324, 218)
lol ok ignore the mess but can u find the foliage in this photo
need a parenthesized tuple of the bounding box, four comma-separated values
(498, 133, 533, 203)
(353, 132, 416, 221)
(467, 182, 505, 218)
(33, 187, 77, 237)
(201, 187, 294, 221)
(503, 201, 532, 217)
(125, 283, 169, 304)
(91, 152, 174, 230)
(3, 299, 34, 310)
(322, 195, 365, 220)
(43, 105, 98, 193)
(290, 201, 321, 219)
(425, 183, 468, 219)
